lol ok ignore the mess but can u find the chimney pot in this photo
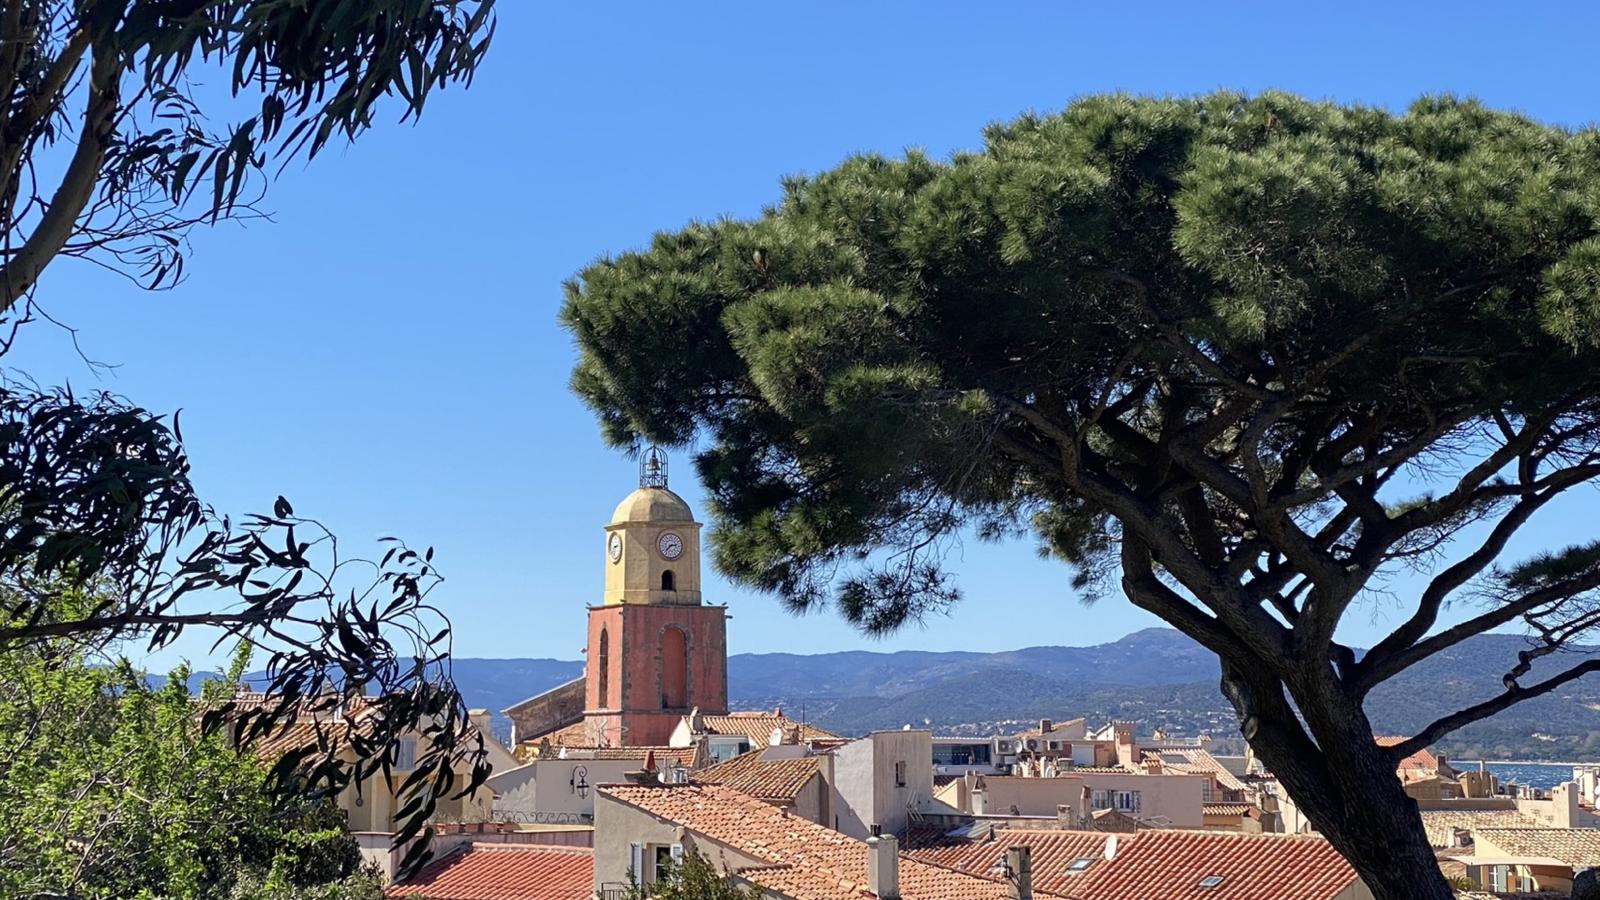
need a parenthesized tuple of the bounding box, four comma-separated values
(867, 835, 900, 899)
(1039, 719, 1052, 734)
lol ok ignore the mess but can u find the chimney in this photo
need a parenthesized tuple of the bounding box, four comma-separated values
(971, 787, 989, 816)
(1057, 804, 1075, 828)
(467, 709, 493, 739)
(867, 833, 900, 899)
(1005, 846, 1032, 900)
(1556, 781, 1580, 828)
(1039, 719, 1053, 735)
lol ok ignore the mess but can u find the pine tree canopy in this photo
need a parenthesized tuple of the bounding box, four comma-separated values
(564, 91, 1600, 645)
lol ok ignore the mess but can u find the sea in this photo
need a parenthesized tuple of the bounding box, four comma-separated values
(1466, 761, 1599, 790)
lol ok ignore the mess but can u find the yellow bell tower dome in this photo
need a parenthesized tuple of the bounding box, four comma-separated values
(602, 447, 702, 606)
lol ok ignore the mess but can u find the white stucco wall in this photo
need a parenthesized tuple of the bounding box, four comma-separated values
(829, 731, 934, 839)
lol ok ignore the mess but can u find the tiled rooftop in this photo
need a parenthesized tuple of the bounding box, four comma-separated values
(695, 752, 822, 802)
(696, 710, 843, 745)
(601, 783, 1035, 900)
(515, 719, 591, 758)
(208, 690, 382, 760)
(1377, 736, 1441, 777)
(1473, 827, 1600, 867)
(1076, 829, 1359, 899)
(1418, 809, 1541, 847)
(1203, 802, 1255, 817)
(905, 826, 1111, 895)
(385, 843, 592, 900)
(560, 745, 700, 766)
(1143, 748, 1247, 792)
(906, 825, 1361, 900)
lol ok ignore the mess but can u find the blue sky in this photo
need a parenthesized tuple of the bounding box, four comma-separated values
(11, 1, 1600, 667)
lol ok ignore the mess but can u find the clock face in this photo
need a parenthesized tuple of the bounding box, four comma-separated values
(607, 532, 622, 562)
(657, 531, 684, 560)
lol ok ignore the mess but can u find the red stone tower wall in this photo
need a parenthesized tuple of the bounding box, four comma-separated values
(584, 602, 728, 747)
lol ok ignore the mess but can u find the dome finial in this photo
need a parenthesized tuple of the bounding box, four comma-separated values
(640, 445, 669, 489)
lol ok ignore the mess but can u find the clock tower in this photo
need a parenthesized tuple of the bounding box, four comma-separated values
(583, 449, 729, 746)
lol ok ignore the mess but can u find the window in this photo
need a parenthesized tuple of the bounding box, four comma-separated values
(1518, 871, 1535, 892)
(1065, 858, 1095, 875)
(653, 844, 683, 882)
(1488, 866, 1508, 893)
(1198, 875, 1224, 889)
(661, 570, 675, 591)
(1116, 790, 1141, 813)
(395, 737, 417, 771)
(932, 743, 992, 767)
(894, 761, 907, 787)
(598, 628, 611, 708)
(660, 626, 688, 708)
(1202, 782, 1214, 802)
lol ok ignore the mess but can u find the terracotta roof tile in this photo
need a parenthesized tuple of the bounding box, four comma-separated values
(554, 745, 699, 766)
(1072, 829, 1361, 900)
(1377, 736, 1441, 777)
(905, 826, 1112, 895)
(1472, 827, 1600, 867)
(515, 719, 592, 759)
(909, 825, 1361, 899)
(1418, 810, 1541, 847)
(209, 691, 380, 761)
(1144, 749, 1247, 792)
(697, 711, 843, 745)
(1203, 803, 1255, 817)
(601, 783, 1044, 900)
(695, 753, 822, 803)
(385, 843, 592, 900)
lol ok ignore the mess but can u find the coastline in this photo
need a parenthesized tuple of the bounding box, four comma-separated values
(1460, 759, 1598, 767)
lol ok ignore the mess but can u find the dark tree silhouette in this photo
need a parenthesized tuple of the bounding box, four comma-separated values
(0, 0, 498, 876)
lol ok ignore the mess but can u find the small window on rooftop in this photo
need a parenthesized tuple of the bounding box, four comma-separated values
(1065, 857, 1095, 875)
(1198, 875, 1224, 889)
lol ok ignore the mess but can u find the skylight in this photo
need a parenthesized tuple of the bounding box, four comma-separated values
(1065, 857, 1095, 874)
(1198, 875, 1225, 889)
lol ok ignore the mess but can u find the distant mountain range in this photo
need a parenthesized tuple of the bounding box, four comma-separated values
(429, 628, 1600, 761)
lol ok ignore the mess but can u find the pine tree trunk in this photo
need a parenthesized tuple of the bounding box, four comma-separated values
(1220, 662, 1455, 900)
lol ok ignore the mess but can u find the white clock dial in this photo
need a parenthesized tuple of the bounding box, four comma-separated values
(607, 532, 622, 562)
(657, 531, 684, 560)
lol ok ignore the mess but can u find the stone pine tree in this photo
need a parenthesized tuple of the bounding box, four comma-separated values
(563, 92, 1600, 899)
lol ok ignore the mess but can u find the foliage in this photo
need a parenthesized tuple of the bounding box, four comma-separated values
(0, 0, 499, 875)
(564, 91, 1600, 898)
(0, 380, 490, 873)
(625, 850, 762, 900)
(0, 0, 495, 312)
(0, 631, 383, 899)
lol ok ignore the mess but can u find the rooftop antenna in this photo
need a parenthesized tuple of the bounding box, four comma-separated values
(640, 445, 669, 489)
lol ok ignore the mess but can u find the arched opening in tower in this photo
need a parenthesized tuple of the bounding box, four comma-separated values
(661, 570, 675, 591)
(598, 627, 611, 708)
(661, 625, 688, 709)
